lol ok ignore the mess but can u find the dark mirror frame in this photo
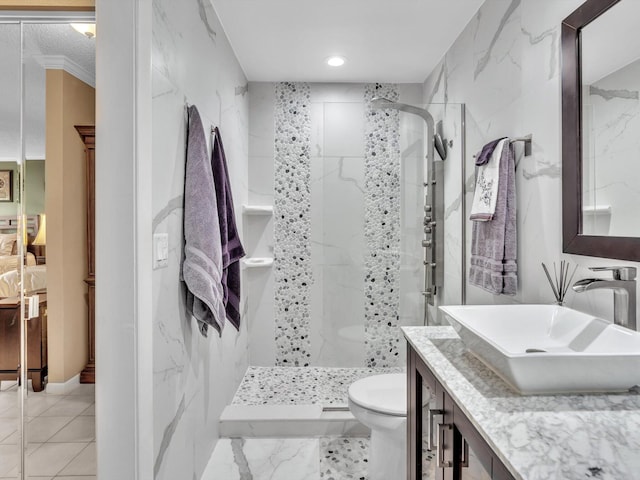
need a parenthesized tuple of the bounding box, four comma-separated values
(561, 0, 640, 260)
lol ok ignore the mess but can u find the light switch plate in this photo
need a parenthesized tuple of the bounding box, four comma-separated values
(153, 233, 169, 269)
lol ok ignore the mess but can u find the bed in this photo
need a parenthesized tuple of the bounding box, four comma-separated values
(0, 216, 42, 277)
(0, 216, 47, 391)
(0, 252, 37, 275)
(0, 265, 46, 297)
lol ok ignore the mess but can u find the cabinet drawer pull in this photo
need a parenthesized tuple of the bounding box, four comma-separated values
(426, 408, 443, 451)
(461, 438, 469, 468)
(437, 423, 452, 468)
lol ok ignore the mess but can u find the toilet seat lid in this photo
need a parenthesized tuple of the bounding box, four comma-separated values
(348, 373, 406, 416)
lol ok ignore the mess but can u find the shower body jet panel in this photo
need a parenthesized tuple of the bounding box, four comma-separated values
(371, 98, 444, 321)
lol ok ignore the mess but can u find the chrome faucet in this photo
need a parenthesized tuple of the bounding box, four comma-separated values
(572, 266, 637, 331)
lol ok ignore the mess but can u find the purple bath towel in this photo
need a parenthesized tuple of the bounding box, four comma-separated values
(475, 137, 507, 166)
(182, 106, 226, 336)
(469, 141, 517, 295)
(211, 127, 245, 330)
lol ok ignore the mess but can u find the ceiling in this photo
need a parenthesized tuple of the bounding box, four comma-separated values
(211, 0, 484, 83)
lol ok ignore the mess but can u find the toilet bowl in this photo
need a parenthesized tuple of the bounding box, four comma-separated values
(348, 373, 406, 480)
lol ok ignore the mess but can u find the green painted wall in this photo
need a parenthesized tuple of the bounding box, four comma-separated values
(0, 160, 45, 216)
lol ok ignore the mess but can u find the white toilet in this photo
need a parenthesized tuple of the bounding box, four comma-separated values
(348, 373, 407, 480)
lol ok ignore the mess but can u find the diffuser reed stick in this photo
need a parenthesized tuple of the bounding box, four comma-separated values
(541, 261, 578, 305)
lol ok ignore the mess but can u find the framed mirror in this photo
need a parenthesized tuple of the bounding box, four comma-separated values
(562, 0, 640, 260)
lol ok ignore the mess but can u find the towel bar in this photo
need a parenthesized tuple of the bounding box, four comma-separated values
(473, 135, 532, 158)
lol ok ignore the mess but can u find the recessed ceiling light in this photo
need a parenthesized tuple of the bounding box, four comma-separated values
(326, 56, 346, 67)
(71, 23, 96, 39)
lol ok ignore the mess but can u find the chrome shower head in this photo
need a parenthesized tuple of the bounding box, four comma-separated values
(371, 97, 395, 108)
(434, 120, 448, 160)
(370, 97, 434, 126)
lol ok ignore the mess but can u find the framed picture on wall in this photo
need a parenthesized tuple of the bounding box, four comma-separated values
(0, 170, 13, 202)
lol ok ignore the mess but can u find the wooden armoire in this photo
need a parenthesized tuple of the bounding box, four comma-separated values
(75, 125, 95, 384)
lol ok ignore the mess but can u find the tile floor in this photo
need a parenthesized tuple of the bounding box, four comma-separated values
(203, 436, 437, 479)
(0, 381, 96, 480)
(213, 367, 426, 479)
(203, 436, 370, 480)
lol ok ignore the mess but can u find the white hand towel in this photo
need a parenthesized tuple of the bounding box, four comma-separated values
(470, 138, 507, 222)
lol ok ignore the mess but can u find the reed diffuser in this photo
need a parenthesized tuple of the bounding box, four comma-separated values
(541, 261, 578, 305)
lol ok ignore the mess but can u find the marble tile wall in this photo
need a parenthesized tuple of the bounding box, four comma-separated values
(247, 83, 277, 367)
(309, 84, 366, 367)
(423, 0, 640, 323)
(151, 0, 249, 479)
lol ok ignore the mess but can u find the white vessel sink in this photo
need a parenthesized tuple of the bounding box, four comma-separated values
(439, 304, 640, 394)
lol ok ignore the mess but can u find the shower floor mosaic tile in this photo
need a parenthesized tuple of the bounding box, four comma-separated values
(231, 366, 404, 406)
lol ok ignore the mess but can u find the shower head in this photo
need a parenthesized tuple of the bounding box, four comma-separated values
(371, 97, 395, 107)
(370, 97, 434, 126)
(434, 120, 448, 160)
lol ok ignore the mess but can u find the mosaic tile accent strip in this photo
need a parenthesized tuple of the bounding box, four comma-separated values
(363, 83, 402, 368)
(232, 366, 403, 406)
(320, 436, 369, 480)
(274, 82, 312, 367)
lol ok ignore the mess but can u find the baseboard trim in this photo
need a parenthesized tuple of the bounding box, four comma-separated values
(46, 373, 80, 395)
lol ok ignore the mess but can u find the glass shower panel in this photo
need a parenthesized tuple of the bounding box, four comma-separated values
(427, 103, 466, 324)
(309, 101, 466, 366)
(399, 108, 426, 330)
(310, 102, 367, 367)
(0, 21, 25, 480)
(398, 102, 466, 327)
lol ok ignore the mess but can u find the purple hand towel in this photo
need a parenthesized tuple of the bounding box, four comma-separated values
(469, 141, 517, 295)
(182, 106, 226, 336)
(211, 127, 245, 330)
(475, 137, 507, 166)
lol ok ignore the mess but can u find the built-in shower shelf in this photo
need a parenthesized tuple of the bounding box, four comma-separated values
(242, 257, 273, 269)
(583, 205, 611, 216)
(242, 205, 273, 216)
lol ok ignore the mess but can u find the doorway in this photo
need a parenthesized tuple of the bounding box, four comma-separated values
(0, 12, 96, 479)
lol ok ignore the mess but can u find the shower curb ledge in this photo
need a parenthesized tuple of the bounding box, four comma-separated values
(219, 404, 369, 438)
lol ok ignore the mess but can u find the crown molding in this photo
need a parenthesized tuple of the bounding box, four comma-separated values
(32, 54, 95, 88)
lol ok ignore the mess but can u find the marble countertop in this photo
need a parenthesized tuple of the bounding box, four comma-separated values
(402, 326, 640, 480)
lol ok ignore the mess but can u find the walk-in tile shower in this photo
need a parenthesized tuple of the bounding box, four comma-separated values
(246, 82, 466, 369)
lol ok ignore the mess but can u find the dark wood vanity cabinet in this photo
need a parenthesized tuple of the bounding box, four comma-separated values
(408, 345, 515, 480)
(0, 296, 48, 392)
